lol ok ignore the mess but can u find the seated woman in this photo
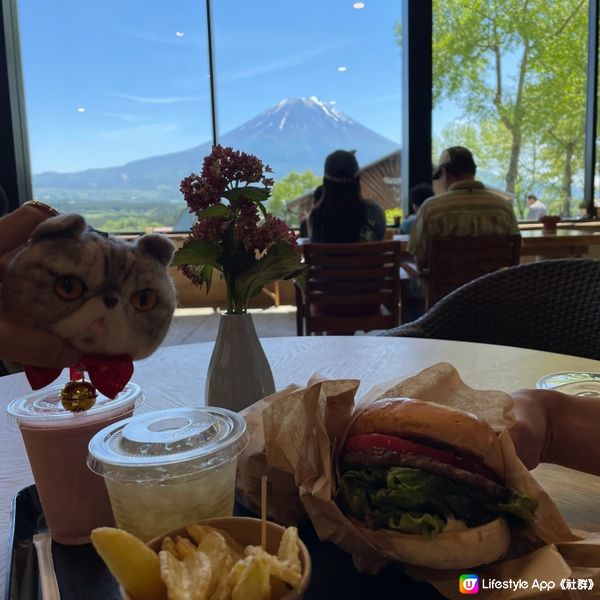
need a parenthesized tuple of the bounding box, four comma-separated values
(308, 150, 385, 243)
(305, 150, 387, 323)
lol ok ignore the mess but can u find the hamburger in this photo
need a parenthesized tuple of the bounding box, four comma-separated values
(337, 398, 535, 569)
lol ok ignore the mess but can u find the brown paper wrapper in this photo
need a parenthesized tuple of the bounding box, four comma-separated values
(235, 363, 600, 598)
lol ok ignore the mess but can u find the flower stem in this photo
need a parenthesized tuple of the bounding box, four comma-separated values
(225, 275, 235, 314)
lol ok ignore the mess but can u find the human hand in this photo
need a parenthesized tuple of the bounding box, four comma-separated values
(0, 202, 58, 280)
(509, 389, 553, 470)
(0, 317, 81, 369)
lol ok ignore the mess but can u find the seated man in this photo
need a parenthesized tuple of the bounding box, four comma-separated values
(408, 146, 519, 269)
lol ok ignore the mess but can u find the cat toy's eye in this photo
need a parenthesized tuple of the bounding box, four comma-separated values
(131, 288, 158, 312)
(54, 275, 85, 301)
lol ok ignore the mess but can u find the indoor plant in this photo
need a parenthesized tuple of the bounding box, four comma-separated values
(172, 145, 304, 410)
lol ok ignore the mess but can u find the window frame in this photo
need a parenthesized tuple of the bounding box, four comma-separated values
(1, 0, 599, 220)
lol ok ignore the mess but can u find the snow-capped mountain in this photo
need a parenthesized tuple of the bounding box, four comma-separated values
(33, 97, 400, 196)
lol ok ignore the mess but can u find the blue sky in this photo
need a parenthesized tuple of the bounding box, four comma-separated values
(18, 0, 408, 174)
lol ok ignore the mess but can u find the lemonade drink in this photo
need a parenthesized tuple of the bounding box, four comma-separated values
(87, 407, 248, 541)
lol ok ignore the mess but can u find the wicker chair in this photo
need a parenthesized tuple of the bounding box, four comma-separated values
(380, 258, 600, 360)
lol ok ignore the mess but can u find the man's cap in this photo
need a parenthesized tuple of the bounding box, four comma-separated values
(432, 146, 477, 179)
(324, 150, 359, 183)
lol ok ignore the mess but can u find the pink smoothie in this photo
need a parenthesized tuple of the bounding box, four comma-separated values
(8, 383, 141, 545)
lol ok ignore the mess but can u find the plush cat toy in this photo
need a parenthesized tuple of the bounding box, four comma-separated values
(1, 213, 176, 400)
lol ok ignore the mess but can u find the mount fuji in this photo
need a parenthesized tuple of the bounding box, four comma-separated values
(33, 97, 400, 199)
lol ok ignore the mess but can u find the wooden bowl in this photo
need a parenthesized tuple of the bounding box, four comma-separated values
(120, 516, 311, 599)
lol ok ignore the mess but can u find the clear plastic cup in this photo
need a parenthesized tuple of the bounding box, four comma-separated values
(87, 407, 249, 542)
(7, 382, 142, 544)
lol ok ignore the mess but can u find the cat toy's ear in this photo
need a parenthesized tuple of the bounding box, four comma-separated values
(136, 233, 175, 266)
(30, 214, 87, 243)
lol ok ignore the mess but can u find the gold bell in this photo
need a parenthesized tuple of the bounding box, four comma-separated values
(60, 380, 97, 412)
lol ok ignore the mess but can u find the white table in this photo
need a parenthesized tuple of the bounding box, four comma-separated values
(2, 336, 600, 595)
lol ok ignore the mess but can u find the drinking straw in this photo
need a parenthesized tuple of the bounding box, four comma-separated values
(261, 475, 268, 549)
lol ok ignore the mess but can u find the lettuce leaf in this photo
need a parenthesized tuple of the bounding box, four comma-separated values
(338, 466, 535, 538)
(387, 512, 446, 537)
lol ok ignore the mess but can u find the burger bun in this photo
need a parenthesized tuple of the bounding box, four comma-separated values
(349, 397, 503, 473)
(359, 516, 510, 570)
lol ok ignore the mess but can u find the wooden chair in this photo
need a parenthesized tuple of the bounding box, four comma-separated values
(295, 241, 402, 335)
(421, 234, 522, 309)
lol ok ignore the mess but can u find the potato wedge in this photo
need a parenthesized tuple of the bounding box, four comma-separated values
(91, 527, 167, 600)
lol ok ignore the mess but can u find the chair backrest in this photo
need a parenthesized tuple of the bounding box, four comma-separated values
(424, 234, 522, 308)
(381, 258, 600, 360)
(297, 241, 402, 335)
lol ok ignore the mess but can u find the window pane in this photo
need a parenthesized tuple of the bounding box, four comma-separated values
(432, 1, 588, 220)
(18, 1, 212, 232)
(211, 0, 402, 227)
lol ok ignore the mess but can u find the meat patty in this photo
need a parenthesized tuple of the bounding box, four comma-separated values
(343, 447, 506, 498)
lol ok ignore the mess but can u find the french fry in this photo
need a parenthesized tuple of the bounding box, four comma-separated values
(270, 576, 291, 600)
(231, 556, 271, 600)
(159, 549, 212, 600)
(209, 569, 233, 600)
(175, 536, 197, 559)
(161, 536, 179, 559)
(184, 551, 213, 600)
(186, 524, 245, 563)
(277, 527, 302, 576)
(244, 546, 302, 588)
(196, 532, 231, 597)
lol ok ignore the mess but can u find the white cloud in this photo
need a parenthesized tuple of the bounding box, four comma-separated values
(110, 92, 201, 104)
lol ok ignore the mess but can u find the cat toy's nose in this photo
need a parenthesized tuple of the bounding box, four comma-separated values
(103, 295, 118, 308)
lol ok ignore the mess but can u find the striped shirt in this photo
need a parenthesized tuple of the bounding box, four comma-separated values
(408, 180, 519, 267)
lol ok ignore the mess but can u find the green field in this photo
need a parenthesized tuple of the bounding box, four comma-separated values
(39, 190, 184, 233)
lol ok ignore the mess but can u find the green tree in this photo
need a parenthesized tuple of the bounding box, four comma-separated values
(403, 0, 588, 217)
(269, 170, 321, 226)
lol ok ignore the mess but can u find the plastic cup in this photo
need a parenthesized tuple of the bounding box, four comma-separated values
(7, 382, 142, 544)
(87, 407, 249, 542)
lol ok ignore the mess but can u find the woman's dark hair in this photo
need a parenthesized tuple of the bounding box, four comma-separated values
(308, 178, 368, 243)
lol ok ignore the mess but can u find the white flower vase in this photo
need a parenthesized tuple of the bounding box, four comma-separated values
(205, 313, 275, 412)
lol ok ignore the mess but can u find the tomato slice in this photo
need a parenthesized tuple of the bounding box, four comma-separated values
(344, 433, 496, 480)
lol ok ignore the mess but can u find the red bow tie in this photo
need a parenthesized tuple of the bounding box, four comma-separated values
(24, 353, 134, 399)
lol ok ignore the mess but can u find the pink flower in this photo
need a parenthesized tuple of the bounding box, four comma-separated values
(249, 214, 298, 253)
(180, 176, 221, 213)
(191, 217, 230, 243)
(175, 145, 303, 310)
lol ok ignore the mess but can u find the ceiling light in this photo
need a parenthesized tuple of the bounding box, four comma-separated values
(77, 107, 86, 113)
(175, 31, 185, 37)
(337, 66, 347, 72)
(353, 2, 365, 9)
